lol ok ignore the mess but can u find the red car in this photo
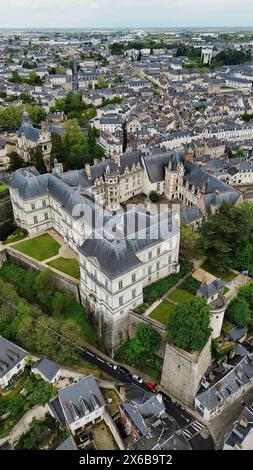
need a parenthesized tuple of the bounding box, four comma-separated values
(146, 383, 158, 393)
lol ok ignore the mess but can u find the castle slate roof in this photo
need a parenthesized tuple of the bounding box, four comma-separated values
(142, 149, 184, 183)
(18, 123, 40, 142)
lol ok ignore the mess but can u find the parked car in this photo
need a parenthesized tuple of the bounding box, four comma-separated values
(117, 365, 131, 376)
(132, 374, 143, 384)
(79, 432, 94, 444)
(146, 383, 158, 393)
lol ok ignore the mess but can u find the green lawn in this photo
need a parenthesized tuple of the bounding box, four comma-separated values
(168, 288, 194, 304)
(149, 300, 176, 325)
(201, 261, 237, 282)
(12, 233, 60, 261)
(47, 257, 80, 280)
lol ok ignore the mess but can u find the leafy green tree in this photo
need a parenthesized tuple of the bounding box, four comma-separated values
(166, 298, 211, 352)
(34, 269, 56, 312)
(20, 92, 33, 104)
(97, 75, 108, 89)
(50, 133, 67, 168)
(199, 202, 253, 273)
(226, 297, 251, 328)
(11, 71, 23, 84)
(238, 282, 253, 310)
(121, 323, 161, 364)
(180, 220, 200, 258)
(27, 71, 43, 86)
(236, 148, 245, 158)
(149, 190, 160, 203)
(28, 146, 47, 174)
(8, 151, 25, 172)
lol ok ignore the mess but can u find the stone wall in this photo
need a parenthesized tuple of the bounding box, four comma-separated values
(85, 300, 129, 357)
(4, 248, 81, 303)
(161, 338, 212, 407)
(0, 197, 13, 225)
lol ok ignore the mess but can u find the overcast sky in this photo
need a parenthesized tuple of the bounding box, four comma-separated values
(0, 0, 253, 29)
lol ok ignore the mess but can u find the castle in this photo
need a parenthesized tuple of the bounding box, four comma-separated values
(9, 148, 241, 354)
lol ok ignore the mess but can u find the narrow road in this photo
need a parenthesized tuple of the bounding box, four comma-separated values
(79, 349, 214, 450)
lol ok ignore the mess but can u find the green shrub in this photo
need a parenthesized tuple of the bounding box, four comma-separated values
(3, 228, 28, 244)
(0, 221, 16, 241)
(133, 303, 149, 314)
(226, 297, 251, 328)
(143, 260, 192, 305)
(180, 276, 201, 295)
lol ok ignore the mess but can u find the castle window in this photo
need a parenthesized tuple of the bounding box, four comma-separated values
(132, 273, 136, 283)
(119, 280, 123, 290)
(42, 200, 46, 208)
(148, 252, 152, 260)
(44, 213, 48, 221)
(132, 289, 136, 299)
(157, 247, 161, 256)
(34, 216, 38, 224)
(31, 203, 35, 211)
(148, 266, 152, 275)
(119, 296, 123, 306)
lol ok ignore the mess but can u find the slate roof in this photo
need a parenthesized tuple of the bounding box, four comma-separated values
(196, 353, 253, 412)
(56, 435, 77, 451)
(58, 375, 105, 426)
(0, 336, 28, 379)
(125, 383, 165, 418)
(224, 405, 253, 449)
(79, 209, 174, 279)
(33, 358, 61, 382)
(142, 148, 184, 183)
(198, 279, 225, 299)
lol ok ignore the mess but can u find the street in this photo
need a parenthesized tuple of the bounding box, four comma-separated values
(80, 349, 214, 450)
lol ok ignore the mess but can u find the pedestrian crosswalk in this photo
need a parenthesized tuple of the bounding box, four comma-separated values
(182, 420, 206, 440)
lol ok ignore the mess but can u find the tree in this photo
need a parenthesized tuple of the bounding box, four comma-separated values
(180, 220, 200, 258)
(199, 202, 253, 273)
(97, 75, 107, 89)
(238, 282, 253, 310)
(34, 269, 56, 312)
(166, 298, 211, 352)
(149, 190, 160, 203)
(226, 297, 251, 328)
(50, 132, 67, 168)
(121, 323, 161, 364)
(216, 47, 252, 65)
(20, 92, 33, 104)
(8, 151, 25, 172)
(28, 146, 47, 174)
(27, 71, 43, 86)
(11, 71, 23, 84)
